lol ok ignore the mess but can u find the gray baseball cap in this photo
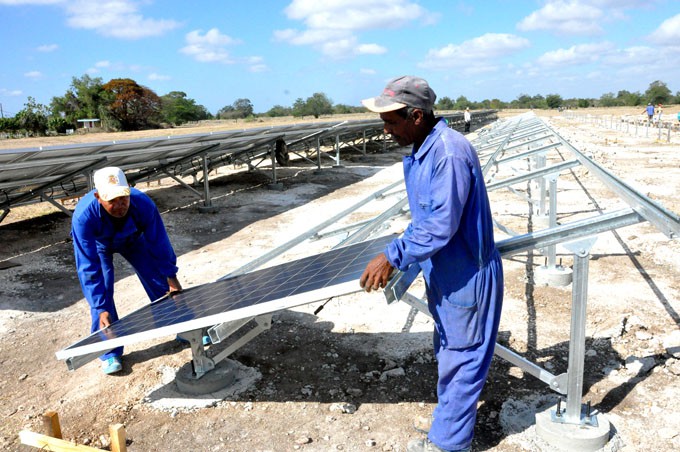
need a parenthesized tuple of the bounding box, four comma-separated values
(362, 75, 436, 113)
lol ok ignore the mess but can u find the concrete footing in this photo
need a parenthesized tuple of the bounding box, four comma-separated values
(175, 358, 244, 396)
(535, 405, 611, 451)
(198, 205, 220, 213)
(534, 265, 573, 287)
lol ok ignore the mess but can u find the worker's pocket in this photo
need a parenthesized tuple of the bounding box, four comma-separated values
(439, 292, 482, 350)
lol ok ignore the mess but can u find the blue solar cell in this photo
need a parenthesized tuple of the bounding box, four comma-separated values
(56, 234, 396, 361)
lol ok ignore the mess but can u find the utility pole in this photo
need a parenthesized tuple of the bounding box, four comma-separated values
(0, 103, 4, 118)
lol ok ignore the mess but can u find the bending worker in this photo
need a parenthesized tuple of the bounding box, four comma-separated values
(72, 167, 182, 375)
(360, 76, 503, 452)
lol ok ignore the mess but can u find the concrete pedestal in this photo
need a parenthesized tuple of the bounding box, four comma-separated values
(534, 265, 573, 287)
(535, 405, 611, 451)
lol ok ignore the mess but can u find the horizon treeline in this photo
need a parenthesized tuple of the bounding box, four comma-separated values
(0, 75, 677, 137)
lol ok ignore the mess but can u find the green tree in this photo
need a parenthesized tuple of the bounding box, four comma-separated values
(15, 97, 49, 136)
(291, 98, 308, 118)
(545, 94, 563, 109)
(50, 75, 108, 129)
(306, 92, 333, 118)
(489, 99, 504, 110)
(0, 116, 19, 134)
(103, 78, 161, 131)
(435, 96, 455, 111)
(616, 90, 642, 106)
(599, 93, 619, 107)
(333, 104, 353, 114)
(233, 98, 254, 118)
(644, 80, 671, 105)
(266, 105, 292, 117)
(160, 91, 210, 126)
(577, 98, 591, 108)
(453, 95, 470, 110)
(218, 98, 253, 120)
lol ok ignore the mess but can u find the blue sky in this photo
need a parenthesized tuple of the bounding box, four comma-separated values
(1, 0, 679, 117)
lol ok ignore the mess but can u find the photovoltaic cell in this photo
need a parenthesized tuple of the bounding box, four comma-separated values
(55, 234, 396, 361)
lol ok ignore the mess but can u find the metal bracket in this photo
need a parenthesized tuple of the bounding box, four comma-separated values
(179, 314, 273, 380)
(181, 329, 215, 379)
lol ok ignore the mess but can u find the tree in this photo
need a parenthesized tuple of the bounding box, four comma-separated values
(266, 105, 292, 117)
(577, 98, 591, 108)
(291, 98, 307, 118)
(306, 92, 333, 118)
(15, 97, 49, 136)
(50, 75, 107, 129)
(599, 93, 618, 107)
(545, 94, 563, 109)
(0, 116, 19, 135)
(616, 90, 642, 107)
(218, 98, 254, 120)
(435, 96, 455, 111)
(103, 78, 161, 131)
(453, 95, 470, 110)
(160, 91, 210, 126)
(233, 98, 253, 118)
(644, 80, 671, 105)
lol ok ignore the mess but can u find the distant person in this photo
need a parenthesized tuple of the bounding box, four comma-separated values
(359, 75, 503, 452)
(644, 103, 655, 123)
(464, 107, 471, 133)
(71, 167, 182, 375)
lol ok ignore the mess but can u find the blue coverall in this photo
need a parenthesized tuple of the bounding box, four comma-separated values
(71, 188, 179, 360)
(385, 119, 504, 451)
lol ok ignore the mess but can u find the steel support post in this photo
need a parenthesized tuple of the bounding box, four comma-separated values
(333, 134, 342, 167)
(557, 237, 597, 425)
(202, 153, 212, 207)
(198, 153, 220, 212)
(546, 176, 558, 267)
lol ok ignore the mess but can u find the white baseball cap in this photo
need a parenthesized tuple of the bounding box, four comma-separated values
(93, 167, 130, 201)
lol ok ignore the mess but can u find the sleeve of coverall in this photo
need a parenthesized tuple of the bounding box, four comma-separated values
(135, 195, 179, 278)
(72, 218, 110, 315)
(387, 152, 471, 271)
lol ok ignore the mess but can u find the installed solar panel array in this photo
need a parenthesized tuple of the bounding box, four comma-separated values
(0, 111, 499, 222)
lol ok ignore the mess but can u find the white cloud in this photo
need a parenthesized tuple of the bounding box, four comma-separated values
(648, 13, 680, 46)
(24, 70, 43, 79)
(420, 33, 530, 71)
(2, 0, 180, 39)
(180, 28, 240, 63)
(360, 68, 376, 75)
(36, 44, 58, 52)
(64, 0, 180, 39)
(356, 43, 387, 55)
(537, 42, 614, 66)
(148, 73, 171, 81)
(275, 0, 435, 58)
(245, 56, 269, 73)
(601, 45, 659, 66)
(0, 88, 23, 96)
(517, 1, 604, 35)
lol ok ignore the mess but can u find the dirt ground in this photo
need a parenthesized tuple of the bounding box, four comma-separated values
(1, 109, 679, 452)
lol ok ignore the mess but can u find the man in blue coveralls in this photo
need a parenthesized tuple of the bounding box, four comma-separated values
(72, 167, 182, 375)
(359, 76, 503, 452)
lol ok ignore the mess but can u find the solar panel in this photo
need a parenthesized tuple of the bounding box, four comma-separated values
(55, 234, 396, 361)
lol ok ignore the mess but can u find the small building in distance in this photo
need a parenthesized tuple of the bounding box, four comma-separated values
(77, 118, 100, 130)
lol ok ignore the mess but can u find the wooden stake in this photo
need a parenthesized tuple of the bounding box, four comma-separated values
(42, 410, 62, 439)
(109, 424, 127, 452)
